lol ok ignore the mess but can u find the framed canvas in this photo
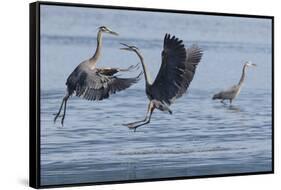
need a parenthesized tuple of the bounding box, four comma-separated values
(29, 1, 274, 188)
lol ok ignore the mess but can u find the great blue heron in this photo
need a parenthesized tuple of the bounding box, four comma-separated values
(54, 26, 141, 125)
(120, 34, 203, 131)
(212, 61, 257, 104)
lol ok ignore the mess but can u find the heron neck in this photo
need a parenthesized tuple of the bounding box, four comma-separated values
(238, 65, 247, 86)
(89, 30, 103, 67)
(135, 51, 152, 86)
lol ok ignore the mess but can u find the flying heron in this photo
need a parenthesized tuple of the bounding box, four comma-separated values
(212, 61, 257, 104)
(120, 34, 203, 131)
(54, 26, 141, 125)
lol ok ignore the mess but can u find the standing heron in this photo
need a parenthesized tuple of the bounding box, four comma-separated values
(212, 61, 257, 104)
(54, 26, 141, 125)
(120, 34, 203, 131)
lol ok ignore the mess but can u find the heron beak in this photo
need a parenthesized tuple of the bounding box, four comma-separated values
(119, 43, 131, 51)
(252, 63, 257, 67)
(108, 30, 118, 36)
(120, 47, 131, 51)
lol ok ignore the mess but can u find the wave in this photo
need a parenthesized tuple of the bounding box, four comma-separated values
(117, 146, 246, 156)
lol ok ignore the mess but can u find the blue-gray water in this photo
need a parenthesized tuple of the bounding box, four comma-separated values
(40, 5, 272, 186)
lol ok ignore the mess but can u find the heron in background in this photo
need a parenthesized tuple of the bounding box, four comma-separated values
(120, 34, 203, 131)
(54, 26, 141, 125)
(212, 61, 257, 104)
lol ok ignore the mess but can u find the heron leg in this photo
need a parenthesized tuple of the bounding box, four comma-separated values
(220, 99, 226, 105)
(131, 106, 155, 132)
(60, 96, 69, 126)
(230, 99, 232, 104)
(54, 94, 69, 126)
(123, 101, 152, 126)
(54, 98, 66, 123)
(125, 102, 155, 132)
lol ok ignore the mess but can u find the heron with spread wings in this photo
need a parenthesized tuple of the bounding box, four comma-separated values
(121, 34, 203, 131)
(54, 26, 141, 125)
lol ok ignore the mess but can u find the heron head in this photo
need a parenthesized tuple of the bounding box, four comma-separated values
(120, 43, 139, 52)
(98, 26, 118, 36)
(245, 61, 257, 67)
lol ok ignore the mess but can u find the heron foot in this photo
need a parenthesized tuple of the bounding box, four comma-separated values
(53, 112, 65, 127)
(122, 123, 138, 132)
(220, 100, 227, 105)
(129, 126, 138, 132)
(122, 123, 133, 127)
(53, 112, 64, 124)
(53, 113, 59, 123)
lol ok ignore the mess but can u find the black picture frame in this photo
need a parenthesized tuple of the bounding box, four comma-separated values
(29, 1, 274, 188)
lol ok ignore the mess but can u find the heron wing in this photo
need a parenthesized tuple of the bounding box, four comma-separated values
(175, 45, 203, 99)
(97, 68, 119, 76)
(221, 85, 240, 98)
(151, 34, 203, 105)
(225, 85, 239, 92)
(69, 67, 140, 101)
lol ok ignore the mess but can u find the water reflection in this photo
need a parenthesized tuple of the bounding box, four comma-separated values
(227, 105, 241, 112)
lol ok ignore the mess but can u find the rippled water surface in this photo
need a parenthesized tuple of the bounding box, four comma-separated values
(40, 5, 272, 186)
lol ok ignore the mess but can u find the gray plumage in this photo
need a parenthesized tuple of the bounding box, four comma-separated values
(121, 34, 203, 131)
(54, 26, 141, 125)
(66, 63, 140, 101)
(212, 61, 256, 104)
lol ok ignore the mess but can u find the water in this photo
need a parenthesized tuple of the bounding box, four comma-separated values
(40, 5, 272, 186)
